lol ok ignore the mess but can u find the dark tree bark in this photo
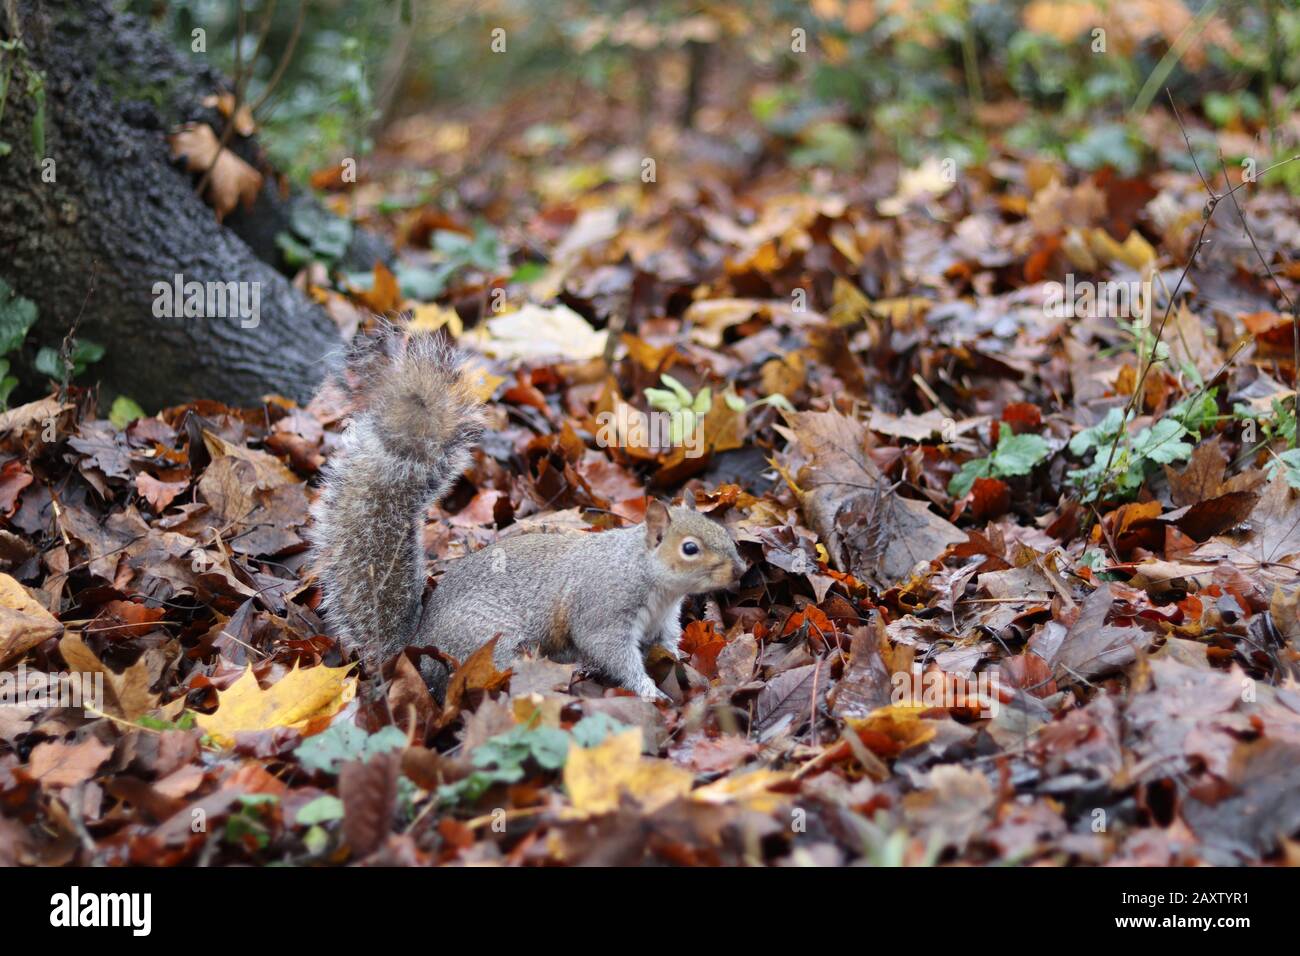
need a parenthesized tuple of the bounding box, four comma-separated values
(0, 0, 379, 409)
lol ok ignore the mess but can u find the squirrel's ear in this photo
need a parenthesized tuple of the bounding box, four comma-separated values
(645, 498, 670, 547)
(682, 488, 698, 511)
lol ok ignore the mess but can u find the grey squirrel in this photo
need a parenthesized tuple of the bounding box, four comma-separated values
(309, 326, 745, 701)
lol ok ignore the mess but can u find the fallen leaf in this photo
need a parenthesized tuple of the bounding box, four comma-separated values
(0, 573, 63, 666)
(168, 122, 264, 221)
(27, 736, 114, 788)
(196, 662, 356, 748)
(562, 727, 692, 818)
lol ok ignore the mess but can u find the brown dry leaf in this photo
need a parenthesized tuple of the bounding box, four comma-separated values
(340, 751, 400, 859)
(868, 408, 986, 443)
(1192, 472, 1300, 584)
(684, 299, 761, 348)
(440, 637, 511, 725)
(0, 573, 63, 667)
(201, 92, 256, 136)
(0, 397, 70, 435)
(830, 624, 893, 719)
(1174, 491, 1259, 542)
(1027, 178, 1106, 235)
(202, 430, 298, 488)
(195, 662, 356, 747)
(136, 473, 190, 512)
(782, 409, 963, 584)
(902, 764, 995, 852)
(1182, 737, 1300, 860)
(1052, 583, 1149, 679)
(168, 122, 263, 222)
(507, 655, 576, 698)
(829, 277, 871, 327)
(27, 736, 114, 789)
(1166, 304, 1222, 379)
(197, 455, 257, 525)
(353, 261, 402, 314)
(388, 653, 436, 735)
(1166, 436, 1230, 507)
(563, 727, 692, 818)
(1272, 585, 1299, 648)
(59, 632, 160, 721)
(878, 157, 955, 217)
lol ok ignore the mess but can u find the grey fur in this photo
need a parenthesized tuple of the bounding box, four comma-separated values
(309, 328, 483, 671)
(311, 330, 744, 700)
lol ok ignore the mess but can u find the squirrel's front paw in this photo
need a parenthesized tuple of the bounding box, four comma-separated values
(635, 678, 670, 703)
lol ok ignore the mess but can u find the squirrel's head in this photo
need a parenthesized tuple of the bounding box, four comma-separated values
(644, 498, 746, 594)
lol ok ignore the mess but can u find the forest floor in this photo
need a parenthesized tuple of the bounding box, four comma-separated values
(2, 83, 1300, 866)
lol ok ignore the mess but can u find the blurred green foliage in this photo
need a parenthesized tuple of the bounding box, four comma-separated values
(140, 0, 1300, 185)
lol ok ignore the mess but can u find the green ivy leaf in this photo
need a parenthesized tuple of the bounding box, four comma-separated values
(570, 713, 629, 748)
(990, 432, 1050, 476)
(296, 795, 345, 825)
(1266, 449, 1300, 490)
(294, 723, 405, 775)
(0, 278, 38, 356)
(109, 395, 145, 429)
(1131, 418, 1191, 465)
(948, 457, 993, 498)
(1068, 407, 1127, 457)
(948, 430, 1049, 497)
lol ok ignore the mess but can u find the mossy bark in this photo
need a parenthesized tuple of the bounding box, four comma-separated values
(0, 0, 380, 409)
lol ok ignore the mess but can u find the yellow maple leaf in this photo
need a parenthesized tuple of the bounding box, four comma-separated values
(846, 703, 936, 757)
(692, 767, 792, 813)
(197, 662, 356, 747)
(409, 302, 463, 337)
(562, 727, 692, 818)
(461, 363, 505, 403)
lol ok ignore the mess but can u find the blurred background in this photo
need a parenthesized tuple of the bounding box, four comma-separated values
(132, 0, 1298, 187)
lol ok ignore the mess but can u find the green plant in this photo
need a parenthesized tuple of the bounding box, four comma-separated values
(722, 385, 794, 416)
(0, 278, 37, 407)
(294, 722, 407, 775)
(438, 713, 627, 806)
(645, 373, 711, 445)
(34, 340, 104, 383)
(365, 221, 504, 301)
(276, 203, 355, 270)
(948, 429, 1050, 497)
(1068, 390, 1217, 501)
(1234, 397, 1296, 448)
(224, 793, 278, 850)
(295, 794, 345, 855)
(109, 396, 146, 429)
(0, 37, 46, 160)
(1267, 447, 1300, 489)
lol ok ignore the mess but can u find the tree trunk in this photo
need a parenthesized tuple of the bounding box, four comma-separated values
(0, 0, 376, 410)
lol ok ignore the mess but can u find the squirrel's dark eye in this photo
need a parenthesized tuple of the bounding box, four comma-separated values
(681, 540, 700, 557)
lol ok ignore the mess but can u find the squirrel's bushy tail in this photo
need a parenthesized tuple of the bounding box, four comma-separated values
(309, 325, 484, 672)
